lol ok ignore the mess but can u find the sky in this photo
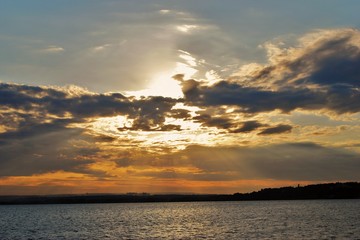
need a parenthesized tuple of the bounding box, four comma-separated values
(1, 0, 360, 195)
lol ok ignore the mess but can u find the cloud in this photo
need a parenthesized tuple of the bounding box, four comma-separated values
(258, 124, 293, 135)
(141, 170, 240, 182)
(173, 143, 360, 181)
(181, 80, 325, 113)
(281, 29, 360, 88)
(41, 45, 65, 53)
(231, 121, 265, 133)
(115, 157, 132, 168)
(168, 108, 192, 119)
(0, 82, 187, 176)
(0, 82, 181, 132)
(117, 142, 360, 182)
(124, 96, 180, 131)
(191, 112, 293, 134)
(2, 28, 360, 183)
(176, 24, 200, 33)
(0, 119, 72, 143)
(193, 114, 233, 129)
(0, 127, 97, 176)
(180, 28, 360, 114)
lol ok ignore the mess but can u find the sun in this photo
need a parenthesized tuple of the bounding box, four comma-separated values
(144, 61, 198, 98)
(126, 52, 198, 99)
(146, 70, 184, 98)
(125, 70, 183, 98)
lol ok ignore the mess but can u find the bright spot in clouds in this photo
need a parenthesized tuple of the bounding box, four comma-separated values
(125, 70, 184, 98)
(126, 51, 198, 98)
(176, 24, 199, 33)
(41, 45, 65, 53)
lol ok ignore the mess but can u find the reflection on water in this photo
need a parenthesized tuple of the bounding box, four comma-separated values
(1, 200, 359, 239)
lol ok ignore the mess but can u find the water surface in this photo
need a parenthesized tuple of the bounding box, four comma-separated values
(1, 200, 359, 239)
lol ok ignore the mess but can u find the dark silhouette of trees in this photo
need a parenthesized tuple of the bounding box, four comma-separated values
(233, 182, 360, 200)
(0, 182, 359, 205)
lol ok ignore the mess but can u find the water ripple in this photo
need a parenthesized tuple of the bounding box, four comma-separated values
(1, 200, 359, 239)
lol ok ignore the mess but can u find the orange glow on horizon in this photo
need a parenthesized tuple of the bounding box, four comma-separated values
(0, 171, 318, 195)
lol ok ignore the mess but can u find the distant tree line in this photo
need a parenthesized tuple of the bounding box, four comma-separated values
(233, 182, 360, 200)
(0, 182, 359, 205)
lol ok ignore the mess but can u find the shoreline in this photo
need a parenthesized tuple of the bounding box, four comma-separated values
(1, 182, 359, 205)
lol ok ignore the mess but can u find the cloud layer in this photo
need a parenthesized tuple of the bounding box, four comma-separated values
(181, 29, 360, 114)
(179, 143, 360, 181)
(1, 28, 360, 193)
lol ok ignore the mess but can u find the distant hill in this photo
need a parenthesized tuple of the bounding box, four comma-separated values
(0, 182, 359, 205)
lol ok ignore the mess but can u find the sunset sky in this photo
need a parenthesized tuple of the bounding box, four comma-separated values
(1, 0, 360, 195)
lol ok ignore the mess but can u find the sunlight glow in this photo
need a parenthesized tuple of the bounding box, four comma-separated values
(88, 113, 227, 151)
(147, 71, 184, 98)
(125, 70, 183, 98)
(126, 51, 198, 98)
(176, 24, 198, 33)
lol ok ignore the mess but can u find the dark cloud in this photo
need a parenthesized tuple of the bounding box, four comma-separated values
(115, 157, 132, 168)
(95, 135, 116, 142)
(0, 82, 131, 120)
(0, 82, 182, 132)
(193, 114, 233, 129)
(121, 96, 180, 131)
(182, 80, 325, 113)
(120, 142, 360, 182)
(118, 123, 181, 132)
(192, 115, 281, 135)
(168, 108, 192, 119)
(175, 143, 360, 181)
(0, 119, 73, 144)
(231, 121, 265, 133)
(0, 128, 98, 176)
(0, 82, 185, 176)
(287, 32, 360, 87)
(192, 112, 293, 134)
(105, 141, 360, 182)
(181, 28, 360, 114)
(191, 113, 292, 135)
(258, 124, 293, 135)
